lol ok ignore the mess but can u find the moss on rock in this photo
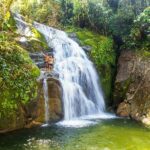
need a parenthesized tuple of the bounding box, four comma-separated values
(0, 41, 40, 118)
(17, 25, 49, 52)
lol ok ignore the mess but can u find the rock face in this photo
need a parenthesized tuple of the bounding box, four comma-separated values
(0, 107, 27, 133)
(28, 77, 63, 124)
(0, 77, 63, 133)
(114, 51, 150, 125)
(26, 52, 63, 126)
(68, 32, 81, 44)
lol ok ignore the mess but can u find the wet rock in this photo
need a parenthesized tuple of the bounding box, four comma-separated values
(142, 118, 150, 126)
(46, 71, 59, 79)
(47, 78, 63, 122)
(68, 32, 80, 44)
(38, 70, 59, 80)
(25, 121, 43, 128)
(68, 32, 77, 39)
(82, 46, 92, 52)
(30, 51, 53, 59)
(114, 50, 150, 125)
(117, 102, 130, 117)
(30, 52, 44, 59)
(26, 77, 63, 124)
(35, 61, 45, 68)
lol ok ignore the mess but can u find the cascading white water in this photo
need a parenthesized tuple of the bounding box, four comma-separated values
(14, 14, 115, 127)
(33, 22, 106, 120)
(43, 78, 49, 124)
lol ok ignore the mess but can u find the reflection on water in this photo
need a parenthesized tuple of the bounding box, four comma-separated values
(0, 119, 150, 150)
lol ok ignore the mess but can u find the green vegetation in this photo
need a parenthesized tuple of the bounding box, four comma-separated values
(19, 26, 49, 52)
(0, 1, 41, 118)
(125, 7, 150, 51)
(137, 50, 150, 59)
(11, 0, 61, 27)
(0, 0, 14, 30)
(61, 0, 149, 38)
(0, 41, 40, 117)
(60, 0, 150, 64)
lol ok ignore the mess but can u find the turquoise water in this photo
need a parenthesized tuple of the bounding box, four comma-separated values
(0, 119, 150, 150)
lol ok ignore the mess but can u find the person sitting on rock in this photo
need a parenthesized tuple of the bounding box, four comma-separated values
(43, 53, 54, 71)
(43, 53, 50, 71)
(49, 55, 55, 71)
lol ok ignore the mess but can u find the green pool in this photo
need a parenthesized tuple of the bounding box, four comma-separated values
(0, 119, 150, 150)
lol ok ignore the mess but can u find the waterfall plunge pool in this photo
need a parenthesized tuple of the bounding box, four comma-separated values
(0, 118, 150, 150)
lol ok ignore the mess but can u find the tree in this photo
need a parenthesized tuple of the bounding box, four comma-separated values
(124, 7, 150, 50)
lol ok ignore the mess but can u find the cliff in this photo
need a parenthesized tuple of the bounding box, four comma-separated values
(114, 50, 150, 125)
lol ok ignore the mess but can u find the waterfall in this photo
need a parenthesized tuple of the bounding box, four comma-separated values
(43, 78, 49, 124)
(14, 14, 115, 126)
(33, 22, 106, 120)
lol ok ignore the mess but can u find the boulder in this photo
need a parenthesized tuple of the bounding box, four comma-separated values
(68, 32, 81, 44)
(47, 78, 63, 122)
(25, 77, 63, 125)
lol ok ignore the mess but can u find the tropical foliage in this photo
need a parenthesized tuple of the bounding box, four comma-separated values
(0, 41, 40, 117)
(60, 0, 149, 38)
(11, 0, 61, 27)
(0, 0, 40, 117)
(125, 6, 150, 51)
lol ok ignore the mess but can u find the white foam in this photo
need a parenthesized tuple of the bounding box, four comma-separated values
(56, 120, 97, 128)
(57, 113, 117, 128)
(41, 123, 49, 127)
(20, 37, 27, 42)
(80, 113, 117, 120)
